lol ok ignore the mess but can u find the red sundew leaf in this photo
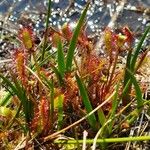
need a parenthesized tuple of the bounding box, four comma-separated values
(18, 27, 34, 51)
(39, 96, 50, 135)
(30, 106, 40, 133)
(13, 50, 26, 86)
(84, 55, 100, 81)
(61, 23, 73, 41)
(30, 97, 50, 135)
(78, 30, 93, 50)
(61, 22, 92, 50)
(122, 26, 134, 46)
(63, 74, 80, 111)
(87, 55, 100, 72)
(51, 32, 61, 47)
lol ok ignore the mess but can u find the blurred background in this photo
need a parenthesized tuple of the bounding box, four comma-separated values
(0, 0, 150, 59)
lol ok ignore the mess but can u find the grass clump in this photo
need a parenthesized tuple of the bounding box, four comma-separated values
(0, 2, 150, 149)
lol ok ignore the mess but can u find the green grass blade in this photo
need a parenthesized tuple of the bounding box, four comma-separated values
(131, 25, 150, 71)
(122, 79, 131, 98)
(41, 74, 53, 89)
(97, 108, 106, 126)
(0, 74, 18, 94)
(6, 103, 22, 129)
(66, 3, 89, 72)
(41, 0, 51, 60)
(50, 79, 54, 127)
(0, 92, 12, 106)
(122, 26, 150, 106)
(122, 50, 132, 106)
(108, 83, 120, 133)
(32, 45, 53, 70)
(0, 73, 33, 125)
(13, 78, 33, 123)
(0, 74, 24, 109)
(57, 39, 65, 77)
(26, 65, 44, 86)
(126, 69, 143, 108)
(123, 50, 132, 86)
(54, 136, 150, 144)
(97, 108, 108, 137)
(57, 95, 64, 130)
(50, 64, 64, 86)
(75, 74, 97, 129)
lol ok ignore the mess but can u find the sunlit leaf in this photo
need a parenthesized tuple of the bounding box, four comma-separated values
(75, 74, 97, 129)
(66, 3, 89, 72)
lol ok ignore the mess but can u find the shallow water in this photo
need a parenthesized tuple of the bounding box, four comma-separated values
(1, 0, 149, 31)
(0, 0, 150, 59)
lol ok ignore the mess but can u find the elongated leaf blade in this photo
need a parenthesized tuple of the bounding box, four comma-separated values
(122, 50, 132, 106)
(57, 39, 65, 77)
(66, 3, 89, 72)
(0, 73, 33, 124)
(127, 69, 143, 108)
(41, 0, 51, 60)
(108, 83, 119, 133)
(75, 74, 97, 129)
(123, 50, 132, 86)
(50, 64, 64, 86)
(0, 74, 18, 94)
(0, 92, 12, 107)
(13, 78, 33, 123)
(50, 79, 54, 126)
(131, 25, 150, 71)
(97, 108, 106, 126)
(57, 95, 64, 130)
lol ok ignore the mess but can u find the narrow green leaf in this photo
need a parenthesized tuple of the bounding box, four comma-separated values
(122, 50, 132, 106)
(122, 26, 150, 106)
(131, 25, 150, 72)
(54, 136, 150, 144)
(0, 74, 25, 113)
(0, 92, 12, 106)
(0, 73, 33, 126)
(41, 0, 51, 60)
(97, 108, 106, 126)
(57, 39, 65, 77)
(97, 108, 109, 137)
(75, 74, 97, 129)
(32, 45, 53, 70)
(41, 74, 53, 90)
(109, 84, 120, 118)
(57, 95, 64, 130)
(123, 50, 132, 87)
(13, 78, 33, 123)
(50, 64, 64, 86)
(121, 79, 132, 106)
(126, 69, 143, 108)
(50, 79, 54, 126)
(0, 74, 18, 95)
(66, 3, 89, 72)
(108, 83, 120, 133)
(7, 103, 22, 129)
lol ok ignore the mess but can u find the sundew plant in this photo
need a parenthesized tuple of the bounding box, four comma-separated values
(0, 1, 150, 149)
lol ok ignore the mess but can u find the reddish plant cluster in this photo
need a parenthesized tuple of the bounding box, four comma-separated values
(1, 23, 148, 145)
(31, 96, 50, 136)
